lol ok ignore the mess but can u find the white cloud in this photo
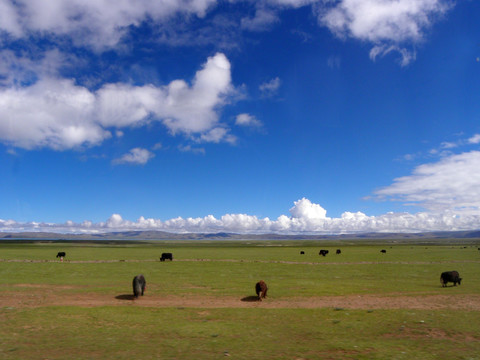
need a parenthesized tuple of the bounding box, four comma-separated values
(113, 148, 155, 165)
(259, 77, 281, 97)
(375, 151, 480, 214)
(235, 113, 262, 127)
(290, 197, 328, 221)
(468, 134, 480, 144)
(97, 52, 233, 135)
(0, 1, 456, 68)
(319, 0, 452, 66)
(3, 196, 480, 235)
(197, 127, 237, 144)
(0, 0, 22, 37)
(0, 77, 109, 150)
(241, 8, 279, 31)
(152, 143, 162, 150)
(369, 44, 416, 66)
(0, 0, 219, 49)
(0, 53, 236, 150)
(178, 144, 206, 155)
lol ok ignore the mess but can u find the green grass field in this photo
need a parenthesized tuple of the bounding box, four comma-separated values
(1, 240, 479, 359)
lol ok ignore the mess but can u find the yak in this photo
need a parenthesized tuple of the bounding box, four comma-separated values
(336, 249, 341, 255)
(56, 252, 66, 258)
(440, 271, 462, 287)
(319, 249, 329, 256)
(133, 274, 146, 298)
(255, 280, 268, 301)
(160, 253, 173, 261)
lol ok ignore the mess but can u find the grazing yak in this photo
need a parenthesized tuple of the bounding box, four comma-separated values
(336, 249, 341, 255)
(440, 271, 462, 287)
(380, 249, 387, 254)
(300, 251, 305, 255)
(132, 274, 146, 298)
(319, 249, 329, 256)
(56, 252, 66, 258)
(255, 280, 268, 301)
(160, 253, 173, 261)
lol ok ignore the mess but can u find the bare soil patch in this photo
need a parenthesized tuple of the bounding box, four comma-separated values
(2, 284, 479, 310)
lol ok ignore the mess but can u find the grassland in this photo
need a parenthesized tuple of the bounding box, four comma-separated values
(0, 240, 479, 359)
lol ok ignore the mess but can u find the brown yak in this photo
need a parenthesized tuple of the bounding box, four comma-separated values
(255, 280, 268, 301)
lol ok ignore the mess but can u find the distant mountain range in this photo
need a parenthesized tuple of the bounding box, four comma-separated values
(1, 230, 480, 242)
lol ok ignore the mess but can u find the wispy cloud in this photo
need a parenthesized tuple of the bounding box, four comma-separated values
(113, 148, 155, 165)
(375, 150, 480, 214)
(235, 113, 262, 128)
(178, 144, 206, 155)
(399, 133, 480, 163)
(259, 77, 281, 97)
(468, 134, 480, 144)
(241, 7, 279, 31)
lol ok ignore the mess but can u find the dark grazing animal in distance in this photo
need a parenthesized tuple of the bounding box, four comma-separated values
(380, 249, 387, 254)
(160, 253, 173, 261)
(132, 275, 146, 298)
(440, 271, 462, 287)
(56, 252, 66, 258)
(255, 280, 268, 301)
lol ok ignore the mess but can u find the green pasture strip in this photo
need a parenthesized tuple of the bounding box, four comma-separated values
(1, 241, 479, 262)
(1, 258, 479, 297)
(1, 306, 479, 360)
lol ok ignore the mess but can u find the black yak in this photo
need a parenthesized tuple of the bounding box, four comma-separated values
(255, 280, 268, 301)
(133, 274, 146, 298)
(160, 253, 173, 261)
(440, 271, 462, 287)
(56, 252, 66, 258)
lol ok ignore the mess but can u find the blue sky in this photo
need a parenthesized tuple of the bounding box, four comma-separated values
(0, 0, 479, 234)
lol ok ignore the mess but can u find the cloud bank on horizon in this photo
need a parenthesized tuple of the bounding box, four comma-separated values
(1, 0, 479, 235)
(1, 196, 479, 235)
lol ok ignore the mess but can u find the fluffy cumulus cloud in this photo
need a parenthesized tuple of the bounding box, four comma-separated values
(97, 52, 233, 134)
(318, 0, 452, 65)
(0, 53, 235, 150)
(0, 78, 108, 150)
(290, 198, 327, 221)
(2, 196, 480, 235)
(0, 0, 219, 49)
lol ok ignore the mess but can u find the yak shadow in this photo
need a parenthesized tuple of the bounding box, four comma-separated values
(241, 295, 260, 302)
(116, 294, 135, 301)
